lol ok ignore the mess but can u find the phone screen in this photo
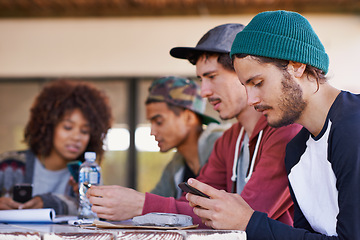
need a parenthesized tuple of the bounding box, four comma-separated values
(13, 184, 33, 203)
(178, 182, 210, 198)
(67, 160, 82, 183)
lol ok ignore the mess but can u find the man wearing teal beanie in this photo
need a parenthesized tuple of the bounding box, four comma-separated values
(185, 10, 360, 239)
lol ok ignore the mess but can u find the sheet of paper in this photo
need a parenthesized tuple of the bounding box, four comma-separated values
(92, 219, 199, 230)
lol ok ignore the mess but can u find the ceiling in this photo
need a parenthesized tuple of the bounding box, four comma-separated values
(0, 0, 359, 18)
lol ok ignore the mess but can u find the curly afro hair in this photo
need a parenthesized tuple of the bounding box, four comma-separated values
(24, 80, 113, 161)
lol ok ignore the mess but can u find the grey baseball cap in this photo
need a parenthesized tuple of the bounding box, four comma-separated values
(170, 23, 245, 63)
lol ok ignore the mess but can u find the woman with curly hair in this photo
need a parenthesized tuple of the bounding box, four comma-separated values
(0, 80, 112, 215)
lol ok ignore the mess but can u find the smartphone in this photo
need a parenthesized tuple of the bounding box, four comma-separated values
(67, 160, 82, 183)
(13, 183, 33, 203)
(178, 182, 210, 198)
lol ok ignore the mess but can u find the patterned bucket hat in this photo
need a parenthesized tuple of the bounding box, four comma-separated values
(146, 76, 219, 125)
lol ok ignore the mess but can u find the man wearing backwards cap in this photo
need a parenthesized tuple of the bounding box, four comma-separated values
(88, 23, 300, 227)
(86, 76, 223, 205)
(186, 10, 360, 239)
(145, 76, 224, 198)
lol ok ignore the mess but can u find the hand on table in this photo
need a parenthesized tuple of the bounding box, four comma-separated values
(0, 196, 44, 210)
(185, 178, 254, 230)
(0, 197, 21, 210)
(18, 196, 44, 209)
(87, 185, 145, 221)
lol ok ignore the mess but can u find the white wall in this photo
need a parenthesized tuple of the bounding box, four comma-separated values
(0, 13, 359, 92)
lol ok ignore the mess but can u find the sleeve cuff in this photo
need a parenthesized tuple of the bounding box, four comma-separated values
(37, 193, 67, 215)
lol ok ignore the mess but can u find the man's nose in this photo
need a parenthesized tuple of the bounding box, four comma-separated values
(246, 89, 261, 106)
(200, 80, 212, 98)
(150, 126, 156, 136)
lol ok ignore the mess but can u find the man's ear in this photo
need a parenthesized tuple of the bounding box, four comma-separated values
(288, 61, 306, 78)
(183, 109, 200, 126)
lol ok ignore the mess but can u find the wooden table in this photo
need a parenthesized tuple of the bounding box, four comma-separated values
(0, 222, 247, 239)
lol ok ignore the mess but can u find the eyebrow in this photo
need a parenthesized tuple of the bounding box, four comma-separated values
(62, 118, 90, 127)
(197, 70, 216, 79)
(149, 114, 162, 121)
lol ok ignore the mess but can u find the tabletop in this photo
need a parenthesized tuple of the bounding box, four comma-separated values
(0, 222, 247, 239)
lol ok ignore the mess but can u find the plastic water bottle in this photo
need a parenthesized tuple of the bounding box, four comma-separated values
(78, 151, 101, 219)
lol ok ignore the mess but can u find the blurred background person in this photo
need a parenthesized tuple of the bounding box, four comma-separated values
(0, 80, 112, 215)
(146, 76, 225, 198)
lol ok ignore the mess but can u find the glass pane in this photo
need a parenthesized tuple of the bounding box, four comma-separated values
(91, 80, 128, 186)
(0, 81, 41, 153)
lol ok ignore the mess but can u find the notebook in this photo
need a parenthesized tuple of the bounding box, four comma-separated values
(0, 208, 77, 223)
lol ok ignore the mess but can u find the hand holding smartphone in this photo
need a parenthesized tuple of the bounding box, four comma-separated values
(178, 182, 210, 198)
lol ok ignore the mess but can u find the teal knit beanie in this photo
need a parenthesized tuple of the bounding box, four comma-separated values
(230, 10, 329, 74)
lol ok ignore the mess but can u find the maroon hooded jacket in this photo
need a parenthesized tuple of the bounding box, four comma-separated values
(142, 116, 302, 228)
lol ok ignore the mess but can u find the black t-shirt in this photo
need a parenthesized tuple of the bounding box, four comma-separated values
(182, 162, 197, 184)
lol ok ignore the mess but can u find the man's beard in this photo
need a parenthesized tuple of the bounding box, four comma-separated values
(269, 72, 307, 128)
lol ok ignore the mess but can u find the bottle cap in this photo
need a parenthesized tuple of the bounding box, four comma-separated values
(84, 152, 96, 162)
